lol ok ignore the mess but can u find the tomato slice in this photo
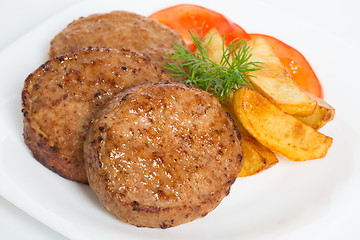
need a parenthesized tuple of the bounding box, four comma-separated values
(149, 4, 250, 52)
(249, 34, 323, 98)
(150, 5, 323, 98)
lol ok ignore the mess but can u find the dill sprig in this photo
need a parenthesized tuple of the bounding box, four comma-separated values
(165, 31, 263, 103)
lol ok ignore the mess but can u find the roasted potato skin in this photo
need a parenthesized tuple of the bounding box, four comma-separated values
(239, 131, 278, 177)
(198, 31, 334, 170)
(247, 37, 317, 117)
(223, 105, 278, 177)
(232, 87, 332, 161)
(295, 92, 335, 130)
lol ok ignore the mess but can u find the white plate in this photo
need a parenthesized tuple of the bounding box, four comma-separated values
(1, 0, 360, 239)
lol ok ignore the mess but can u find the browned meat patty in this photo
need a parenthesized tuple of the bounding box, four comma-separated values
(49, 11, 186, 81)
(22, 47, 170, 183)
(83, 82, 243, 228)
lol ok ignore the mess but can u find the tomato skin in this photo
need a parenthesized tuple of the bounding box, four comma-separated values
(149, 4, 250, 52)
(150, 5, 323, 98)
(249, 34, 323, 98)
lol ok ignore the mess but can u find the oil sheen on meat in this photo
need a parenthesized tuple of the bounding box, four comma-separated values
(84, 82, 243, 228)
(49, 11, 186, 81)
(22, 47, 170, 183)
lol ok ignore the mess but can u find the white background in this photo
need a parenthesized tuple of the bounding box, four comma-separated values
(0, 0, 359, 239)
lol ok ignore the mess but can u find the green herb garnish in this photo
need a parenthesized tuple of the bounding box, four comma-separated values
(165, 31, 263, 103)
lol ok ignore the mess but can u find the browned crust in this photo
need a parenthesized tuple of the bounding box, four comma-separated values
(22, 109, 88, 182)
(49, 11, 186, 81)
(84, 82, 242, 228)
(22, 47, 170, 183)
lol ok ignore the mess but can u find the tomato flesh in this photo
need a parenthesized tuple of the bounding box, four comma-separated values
(149, 4, 250, 51)
(249, 34, 323, 98)
(149, 4, 323, 98)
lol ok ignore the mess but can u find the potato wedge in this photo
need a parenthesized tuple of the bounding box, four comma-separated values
(238, 126, 279, 177)
(232, 87, 332, 161)
(202, 29, 224, 65)
(222, 105, 278, 176)
(295, 92, 335, 129)
(247, 37, 317, 117)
